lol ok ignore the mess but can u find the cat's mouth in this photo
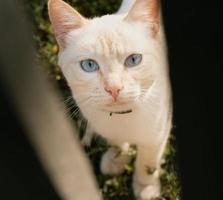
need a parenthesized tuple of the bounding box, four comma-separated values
(100, 108, 133, 116)
(101, 100, 134, 116)
(109, 109, 133, 116)
(101, 105, 133, 116)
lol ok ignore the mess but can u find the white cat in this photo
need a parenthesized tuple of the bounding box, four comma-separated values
(48, 0, 172, 199)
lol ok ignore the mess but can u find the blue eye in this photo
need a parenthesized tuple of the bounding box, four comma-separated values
(125, 54, 142, 67)
(80, 59, 99, 72)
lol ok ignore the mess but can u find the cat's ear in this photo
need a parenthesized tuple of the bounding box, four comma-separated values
(125, 0, 160, 37)
(48, 0, 87, 48)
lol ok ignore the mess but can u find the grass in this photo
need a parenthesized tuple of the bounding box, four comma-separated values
(22, 0, 181, 199)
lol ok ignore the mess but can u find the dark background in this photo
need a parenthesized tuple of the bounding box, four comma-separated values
(1, 0, 222, 199)
(162, 0, 223, 199)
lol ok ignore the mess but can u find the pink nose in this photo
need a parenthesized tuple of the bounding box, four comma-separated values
(104, 86, 123, 102)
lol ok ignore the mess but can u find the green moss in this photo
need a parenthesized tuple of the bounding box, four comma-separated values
(85, 134, 181, 200)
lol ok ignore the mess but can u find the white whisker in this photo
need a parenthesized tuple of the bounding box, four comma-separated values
(63, 96, 73, 104)
(70, 107, 80, 118)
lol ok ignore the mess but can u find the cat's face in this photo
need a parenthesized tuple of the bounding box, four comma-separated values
(49, 0, 161, 113)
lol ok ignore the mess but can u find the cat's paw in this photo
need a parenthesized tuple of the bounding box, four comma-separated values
(100, 147, 130, 175)
(133, 180, 161, 200)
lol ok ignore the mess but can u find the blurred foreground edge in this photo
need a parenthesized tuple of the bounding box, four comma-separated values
(0, 1, 101, 200)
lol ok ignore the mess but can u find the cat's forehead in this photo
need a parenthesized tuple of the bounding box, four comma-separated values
(86, 14, 146, 42)
(67, 14, 150, 59)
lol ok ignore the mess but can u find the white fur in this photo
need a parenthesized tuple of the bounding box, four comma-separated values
(50, 1, 172, 199)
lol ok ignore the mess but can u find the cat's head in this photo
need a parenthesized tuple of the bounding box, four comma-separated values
(48, 0, 162, 113)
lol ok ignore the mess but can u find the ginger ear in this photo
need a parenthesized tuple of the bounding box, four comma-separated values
(125, 0, 160, 37)
(48, 0, 87, 49)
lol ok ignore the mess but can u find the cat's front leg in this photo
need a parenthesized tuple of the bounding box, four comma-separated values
(133, 144, 165, 200)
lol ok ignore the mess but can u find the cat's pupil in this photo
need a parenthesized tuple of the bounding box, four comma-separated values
(89, 61, 93, 67)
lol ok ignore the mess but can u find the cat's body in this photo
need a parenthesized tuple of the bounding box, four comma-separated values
(49, 0, 172, 199)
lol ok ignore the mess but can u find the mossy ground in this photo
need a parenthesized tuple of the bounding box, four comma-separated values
(22, 0, 181, 199)
(84, 132, 180, 200)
